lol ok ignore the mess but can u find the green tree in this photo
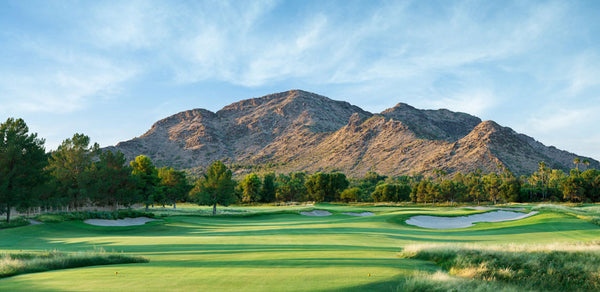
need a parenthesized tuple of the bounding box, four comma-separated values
(241, 173, 262, 203)
(90, 150, 139, 209)
(260, 172, 276, 203)
(433, 168, 447, 184)
(0, 118, 47, 223)
(467, 172, 484, 205)
(499, 177, 521, 203)
(581, 169, 600, 202)
(306, 173, 329, 202)
(341, 187, 362, 202)
(47, 133, 99, 210)
(530, 161, 551, 200)
(562, 174, 585, 202)
(158, 167, 191, 209)
(371, 184, 411, 202)
(483, 173, 502, 204)
(358, 171, 386, 195)
(440, 179, 457, 206)
(397, 184, 412, 202)
(426, 182, 441, 207)
(275, 172, 306, 202)
(548, 169, 567, 191)
(189, 161, 236, 215)
(371, 184, 393, 202)
(330, 173, 349, 201)
(306, 172, 349, 202)
(130, 155, 159, 211)
(412, 180, 430, 204)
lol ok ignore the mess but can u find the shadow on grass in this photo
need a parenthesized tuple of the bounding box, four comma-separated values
(3, 211, 598, 254)
(148, 257, 429, 269)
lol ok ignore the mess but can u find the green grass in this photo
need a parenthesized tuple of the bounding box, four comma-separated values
(532, 204, 600, 226)
(0, 217, 30, 229)
(0, 203, 598, 291)
(1, 249, 148, 278)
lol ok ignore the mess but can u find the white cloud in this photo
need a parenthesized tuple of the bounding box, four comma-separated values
(527, 107, 598, 134)
(240, 14, 329, 86)
(565, 53, 600, 97)
(0, 40, 137, 114)
(424, 88, 498, 116)
(2, 0, 598, 160)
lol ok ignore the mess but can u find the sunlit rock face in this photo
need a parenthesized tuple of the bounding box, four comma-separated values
(105, 90, 600, 177)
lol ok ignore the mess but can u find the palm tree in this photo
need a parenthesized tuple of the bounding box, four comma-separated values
(573, 157, 581, 171)
(583, 159, 590, 170)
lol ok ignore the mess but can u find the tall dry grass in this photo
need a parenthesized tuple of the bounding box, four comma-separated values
(0, 249, 148, 278)
(399, 242, 600, 291)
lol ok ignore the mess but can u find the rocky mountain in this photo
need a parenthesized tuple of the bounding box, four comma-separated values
(106, 90, 599, 177)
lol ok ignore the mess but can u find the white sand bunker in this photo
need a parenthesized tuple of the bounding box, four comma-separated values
(84, 217, 162, 226)
(342, 212, 375, 217)
(300, 210, 332, 216)
(28, 219, 43, 225)
(463, 206, 526, 211)
(406, 211, 539, 229)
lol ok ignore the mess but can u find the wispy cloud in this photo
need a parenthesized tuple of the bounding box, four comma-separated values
(86, 1, 170, 50)
(2, 0, 599, 159)
(0, 40, 137, 114)
(565, 53, 600, 97)
(528, 106, 599, 134)
(425, 88, 498, 116)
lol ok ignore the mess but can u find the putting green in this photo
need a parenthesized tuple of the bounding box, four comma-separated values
(1, 205, 599, 291)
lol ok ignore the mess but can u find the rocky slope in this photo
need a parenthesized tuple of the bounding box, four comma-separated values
(106, 90, 599, 177)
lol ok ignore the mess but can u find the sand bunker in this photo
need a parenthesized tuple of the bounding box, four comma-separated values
(463, 206, 526, 211)
(84, 217, 162, 226)
(300, 210, 332, 216)
(342, 212, 375, 217)
(406, 210, 539, 229)
(28, 219, 43, 225)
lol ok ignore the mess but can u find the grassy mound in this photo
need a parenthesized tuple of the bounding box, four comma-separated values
(35, 210, 155, 223)
(399, 242, 600, 291)
(0, 249, 148, 278)
(0, 218, 30, 230)
(532, 204, 600, 226)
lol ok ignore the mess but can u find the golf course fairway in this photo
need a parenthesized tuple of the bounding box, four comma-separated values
(1, 205, 599, 291)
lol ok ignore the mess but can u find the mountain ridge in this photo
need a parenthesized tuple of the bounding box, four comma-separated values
(106, 89, 599, 177)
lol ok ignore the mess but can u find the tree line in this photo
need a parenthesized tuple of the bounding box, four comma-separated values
(0, 118, 192, 223)
(2, 118, 599, 222)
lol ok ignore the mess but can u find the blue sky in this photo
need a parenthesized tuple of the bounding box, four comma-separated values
(1, 0, 599, 160)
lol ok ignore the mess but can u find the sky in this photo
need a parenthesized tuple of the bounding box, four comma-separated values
(1, 0, 599, 160)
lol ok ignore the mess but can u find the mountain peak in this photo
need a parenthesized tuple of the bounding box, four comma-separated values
(107, 90, 599, 176)
(381, 102, 481, 142)
(386, 102, 418, 111)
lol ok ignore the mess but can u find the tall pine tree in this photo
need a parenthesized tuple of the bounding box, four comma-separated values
(0, 118, 47, 223)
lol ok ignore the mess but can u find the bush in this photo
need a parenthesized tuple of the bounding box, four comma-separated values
(0, 217, 30, 229)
